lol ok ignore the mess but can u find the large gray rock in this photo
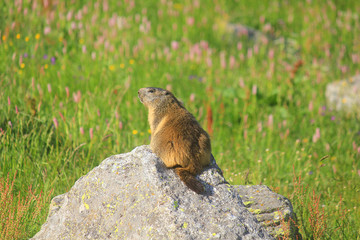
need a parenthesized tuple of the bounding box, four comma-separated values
(32, 145, 300, 239)
(326, 75, 360, 114)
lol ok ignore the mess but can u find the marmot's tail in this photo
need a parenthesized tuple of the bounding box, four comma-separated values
(175, 168, 205, 194)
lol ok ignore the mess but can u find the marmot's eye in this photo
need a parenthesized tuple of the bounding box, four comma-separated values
(148, 89, 154, 93)
(165, 92, 170, 95)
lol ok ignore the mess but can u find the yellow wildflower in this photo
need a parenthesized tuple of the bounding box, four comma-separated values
(79, 38, 84, 44)
(44, 64, 48, 69)
(132, 130, 138, 135)
(109, 65, 115, 71)
(20, 63, 25, 69)
(2, 35, 6, 41)
(16, 34, 20, 39)
(35, 33, 40, 40)
(120, 63, 125, 69)
(129, 59, 135, 65)
(173, 3, 183, 10)
(25, 36, 29, 42)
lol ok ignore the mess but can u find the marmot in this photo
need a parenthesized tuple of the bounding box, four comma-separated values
(138, 87, 211, 194)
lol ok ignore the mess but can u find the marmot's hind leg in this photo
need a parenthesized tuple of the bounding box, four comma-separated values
(175, 168, 205, 194)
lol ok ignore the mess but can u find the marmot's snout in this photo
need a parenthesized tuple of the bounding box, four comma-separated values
(138, 88, 145, 103)
(138, 88, 144, 96)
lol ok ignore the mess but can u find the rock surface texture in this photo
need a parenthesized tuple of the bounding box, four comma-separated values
(235, 185, 300, 239)
(326, 74, 360, 114)
(32, 145, 300, 240)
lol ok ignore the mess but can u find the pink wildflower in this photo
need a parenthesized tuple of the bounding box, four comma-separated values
(229, 56, 236, 69)
(89, 128, 93, 139)
(247, 48, 252, 58)
(53, 117, 59, 128)
(308, 101, 313, 111)
(65, 87, 69, 98)
(206, 57, 212, 67)
(187, 17, 194, 26)
(252, 85, 257, 95)
(44, 26, 51, 35)
(200, 40, 208, 50)
(312, 128, 321, 143)
(73, 90, 81, 103)
(171, 41, 179, 50)
(268, 49, 274, 59)
(239, 78, 245, 88)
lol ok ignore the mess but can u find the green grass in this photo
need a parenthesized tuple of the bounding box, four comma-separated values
(1, 0, 359, 239)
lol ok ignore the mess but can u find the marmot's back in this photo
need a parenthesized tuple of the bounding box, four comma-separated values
(138, 87, 211, 193)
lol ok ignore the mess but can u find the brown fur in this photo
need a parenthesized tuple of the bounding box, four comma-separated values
(138, 87, 211, 194)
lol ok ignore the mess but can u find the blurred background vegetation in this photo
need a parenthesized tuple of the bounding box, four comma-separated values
(0, 0, 359, 239)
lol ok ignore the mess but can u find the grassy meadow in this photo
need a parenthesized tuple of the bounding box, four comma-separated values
(1, 0, 360, 239)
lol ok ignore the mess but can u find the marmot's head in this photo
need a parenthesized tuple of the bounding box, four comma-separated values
(138, 87, 180, 110)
